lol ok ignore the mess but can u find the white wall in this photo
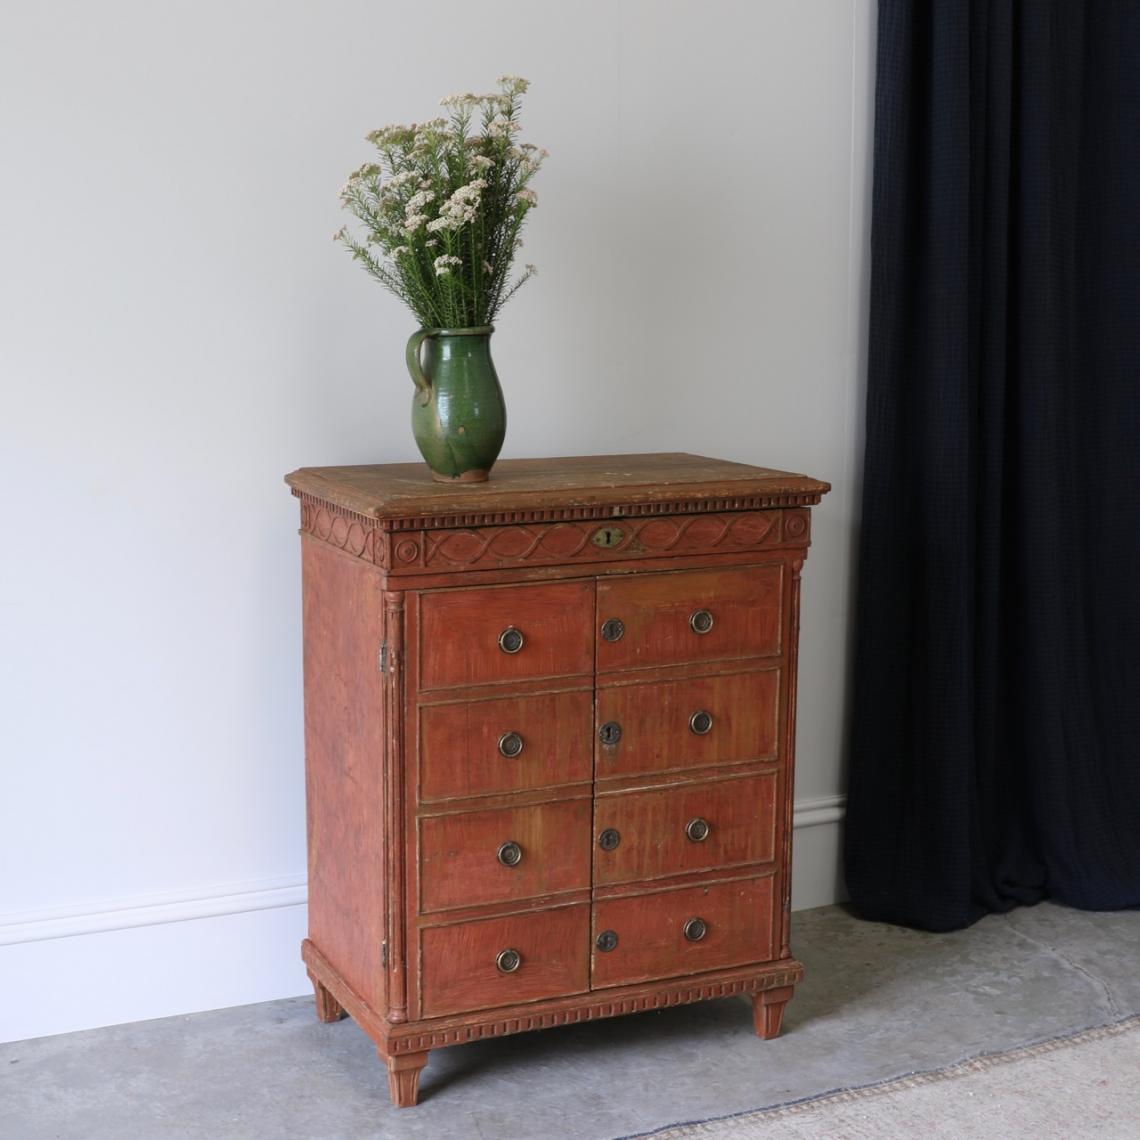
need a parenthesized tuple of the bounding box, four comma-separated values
(0, 0, 875, 1043)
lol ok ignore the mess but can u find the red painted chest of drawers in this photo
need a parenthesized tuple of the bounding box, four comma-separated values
(285, 453, 829, 1107)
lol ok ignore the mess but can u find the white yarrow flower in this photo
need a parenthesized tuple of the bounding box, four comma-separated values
(404, 189, 436, 214)
(366, 125, 408, 146)
(487, 115, 520, 139)
(426, 178, 489, 232)
(433, 254, 463, 276)
(516, 188, 538, 207)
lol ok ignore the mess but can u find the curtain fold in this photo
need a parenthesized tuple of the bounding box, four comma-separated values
(845, 0, 1140, 930)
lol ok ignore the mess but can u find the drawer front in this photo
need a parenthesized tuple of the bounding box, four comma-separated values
(420, 904, 590, 1017)
(596, 565, 783, 672)
(419, 689, 593, 802)
(418, 580, 594, 690)
(595, 670, 780, 780)
(419, 799, 592, 913)
(593, 773, 778, 886)
(590, 876, 776, 988)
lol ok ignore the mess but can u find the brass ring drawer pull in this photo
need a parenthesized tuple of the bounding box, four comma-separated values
(498, 626, 525, 654)
(683, 917, 708, 942)
(598, 721, 622, 746)
(689, 608, 715, 634)
(498, 731, 524, 758)
(601, 617, 625, 642)
(497, 841, 523, 867)
(689, 710, 714, 735)
(495, 948, 522, 973)
(597, 828, 621, 852)
(596, 929, 619, 953)
(685, 816, 710, 842)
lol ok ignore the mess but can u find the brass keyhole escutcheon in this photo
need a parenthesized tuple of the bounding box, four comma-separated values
(685, 816, 710, 843)
(498, 627, 525, 654)
(683, 917, 708, 942)
(689, 710, 714, 735)
(601, 618, 625, 642)
(496, 948, 522, 973)
(497, 841, 523, 867)
(498, 731, 524, 758)
(598, 828, 621, 852)
(690, 609, 715, 634)
(592, 526, 625, 549)
(596, 930, 619, 953)
(598, 721, 623, 746)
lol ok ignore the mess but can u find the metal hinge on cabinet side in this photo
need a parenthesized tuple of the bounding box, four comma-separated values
(381, 940, 388, 968)
(378, 642, 390, 673)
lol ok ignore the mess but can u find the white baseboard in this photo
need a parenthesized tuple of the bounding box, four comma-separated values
(792, 792, 846, 830)
(0, 795, 846, 1044)
(0, 874, 309, 947)
(791, 794, 848, 911)
(1, 902, 311, 1046)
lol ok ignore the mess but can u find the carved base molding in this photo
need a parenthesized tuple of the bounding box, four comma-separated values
(302, 938, 804, 1059)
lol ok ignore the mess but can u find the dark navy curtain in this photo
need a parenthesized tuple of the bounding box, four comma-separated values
(845, 0, 1140, 930)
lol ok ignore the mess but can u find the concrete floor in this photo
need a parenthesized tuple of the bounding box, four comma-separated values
(3, 902, 1138, 1140)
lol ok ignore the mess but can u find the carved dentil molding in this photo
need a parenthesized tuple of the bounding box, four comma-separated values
(386, 966, 805, 1054)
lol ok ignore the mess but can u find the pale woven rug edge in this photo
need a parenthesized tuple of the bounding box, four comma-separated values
(625, 1011, 1140, 1140)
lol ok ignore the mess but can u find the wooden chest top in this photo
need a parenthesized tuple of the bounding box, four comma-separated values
(284, 452, 830, 527)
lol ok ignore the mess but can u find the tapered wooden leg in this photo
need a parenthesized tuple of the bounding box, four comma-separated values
(752, 985, 795, 1040)
(308, 971, 346, 1022)
(382, 1049, 430, 1108)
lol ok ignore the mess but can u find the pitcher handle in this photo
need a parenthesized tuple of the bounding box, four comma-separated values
(406, 328, 433, 406)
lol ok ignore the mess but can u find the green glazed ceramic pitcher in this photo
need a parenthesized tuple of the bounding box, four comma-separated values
(405, 326, 506, 483)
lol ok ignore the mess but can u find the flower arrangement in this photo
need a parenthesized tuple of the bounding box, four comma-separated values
(335, 76, 546, 329)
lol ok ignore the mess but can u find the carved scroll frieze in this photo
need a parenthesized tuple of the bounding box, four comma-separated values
(297, 496, 386, 566)
(408, 509, 809, 572)
(297, 496, 813, 571)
